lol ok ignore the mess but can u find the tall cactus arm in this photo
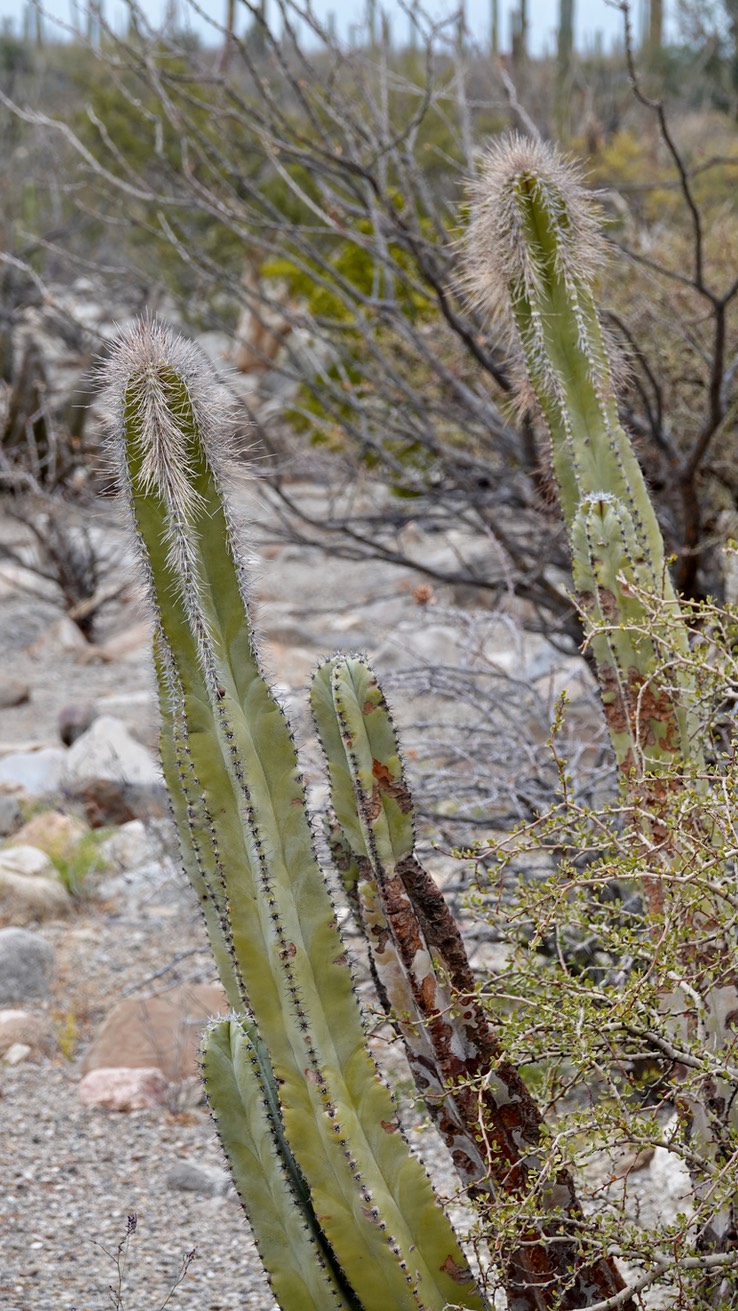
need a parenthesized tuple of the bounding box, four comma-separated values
(201, 1018, 362, 1311)
(104, 319, 484, 1311)
(311, 654, 633, 1311)
(157, 627, 334, 1263)
(466, 135, 702, 783)
(466, 136, 658, 551)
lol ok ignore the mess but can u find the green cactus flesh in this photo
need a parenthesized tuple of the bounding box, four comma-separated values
(111, 326, 484, 1311)
(201, 1017, 360, 1311)
(470, 139, 702, 783)
(499, 161, 662, 557)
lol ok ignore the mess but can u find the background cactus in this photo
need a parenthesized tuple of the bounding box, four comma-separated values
(467, 135, 738, 1266)
(466, 135, 702, 788)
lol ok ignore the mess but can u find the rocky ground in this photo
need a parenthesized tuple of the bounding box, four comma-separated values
(0, 478, 508, 1311)
(0, 478, 687, 1311)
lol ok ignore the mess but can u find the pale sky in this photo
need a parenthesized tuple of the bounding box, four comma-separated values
(1, 0, 675, 56)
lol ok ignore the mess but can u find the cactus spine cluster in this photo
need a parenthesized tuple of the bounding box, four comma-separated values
(105, 320, 484, 1311)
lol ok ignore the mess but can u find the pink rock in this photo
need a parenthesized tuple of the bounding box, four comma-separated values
(78, 1066, 168, 1111)
(81, 983, 228, 1082)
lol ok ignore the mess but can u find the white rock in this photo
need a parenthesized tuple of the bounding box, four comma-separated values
(0, 868, 71, 922)
(4, 1042, 32, 1065)
(0, 845, 55, 878)
(61, 716, 160, 788)
(99, 820, 168, 871)
(0, 747, 66, 796)
(649, 1145, 694, 1223)
(0, 1008, 53, 1056)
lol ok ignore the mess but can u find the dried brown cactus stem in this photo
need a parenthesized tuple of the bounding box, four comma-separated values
(311, 653, 633, 1309)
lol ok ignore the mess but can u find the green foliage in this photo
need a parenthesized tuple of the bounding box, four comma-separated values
(470, 618, 738, 1304)
(49, 831, 110, 897)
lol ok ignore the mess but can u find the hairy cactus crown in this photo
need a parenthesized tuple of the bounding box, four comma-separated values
(102, 318, 235, 526)
(466, 133, 603, 330)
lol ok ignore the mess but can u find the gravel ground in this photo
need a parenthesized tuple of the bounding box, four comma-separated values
(2, 1063, 274, 1311)
(0, 837, 283, 1311)
(0, 853, 479, 1311)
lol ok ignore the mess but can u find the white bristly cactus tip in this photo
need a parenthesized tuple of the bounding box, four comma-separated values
(100, 316, 237, 525)
(464, 133, 604, 329)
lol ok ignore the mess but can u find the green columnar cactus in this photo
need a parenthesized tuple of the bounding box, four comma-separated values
(466, 136, 702, 784)
(311, 653, 630, 1309)
(468, 136, 738, 1265)
(104, 319, 484, 1311)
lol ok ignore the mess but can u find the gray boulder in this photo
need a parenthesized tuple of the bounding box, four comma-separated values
(61, 715, 160, 788)
(0, 794, 22, 837)
(0, 927, 54, 1006)
(0, 747, 66, 796)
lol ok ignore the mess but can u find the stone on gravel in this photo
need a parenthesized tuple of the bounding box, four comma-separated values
(0, 793, 23, 836)
(4, 1041, 32, 1065)
(0, 1007, 54, 1057)
(166, 1160, 232, 1197)
(0, 927, 54, 1005)
(61, 715, 161, 788)
(0, 677, 30, 708)
(99, 819, 170, 870)
(81, 983, 228, 1083)
(0, 865, 72, 922)
(12, 811, 89, 859)
(78, 1065, 168, 1111)
(58, 702, 97, 746)
(0, 745, 66, 796)
(0, 844, 55, 877)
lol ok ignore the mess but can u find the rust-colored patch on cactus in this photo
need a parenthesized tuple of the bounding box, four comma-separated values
(441, 1254, 473, 1284)
(371, 758, 413, 813)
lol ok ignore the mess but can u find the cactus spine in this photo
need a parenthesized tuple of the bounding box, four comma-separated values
(105, 320, 484, 1311)
(467, 136, 702, 785)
